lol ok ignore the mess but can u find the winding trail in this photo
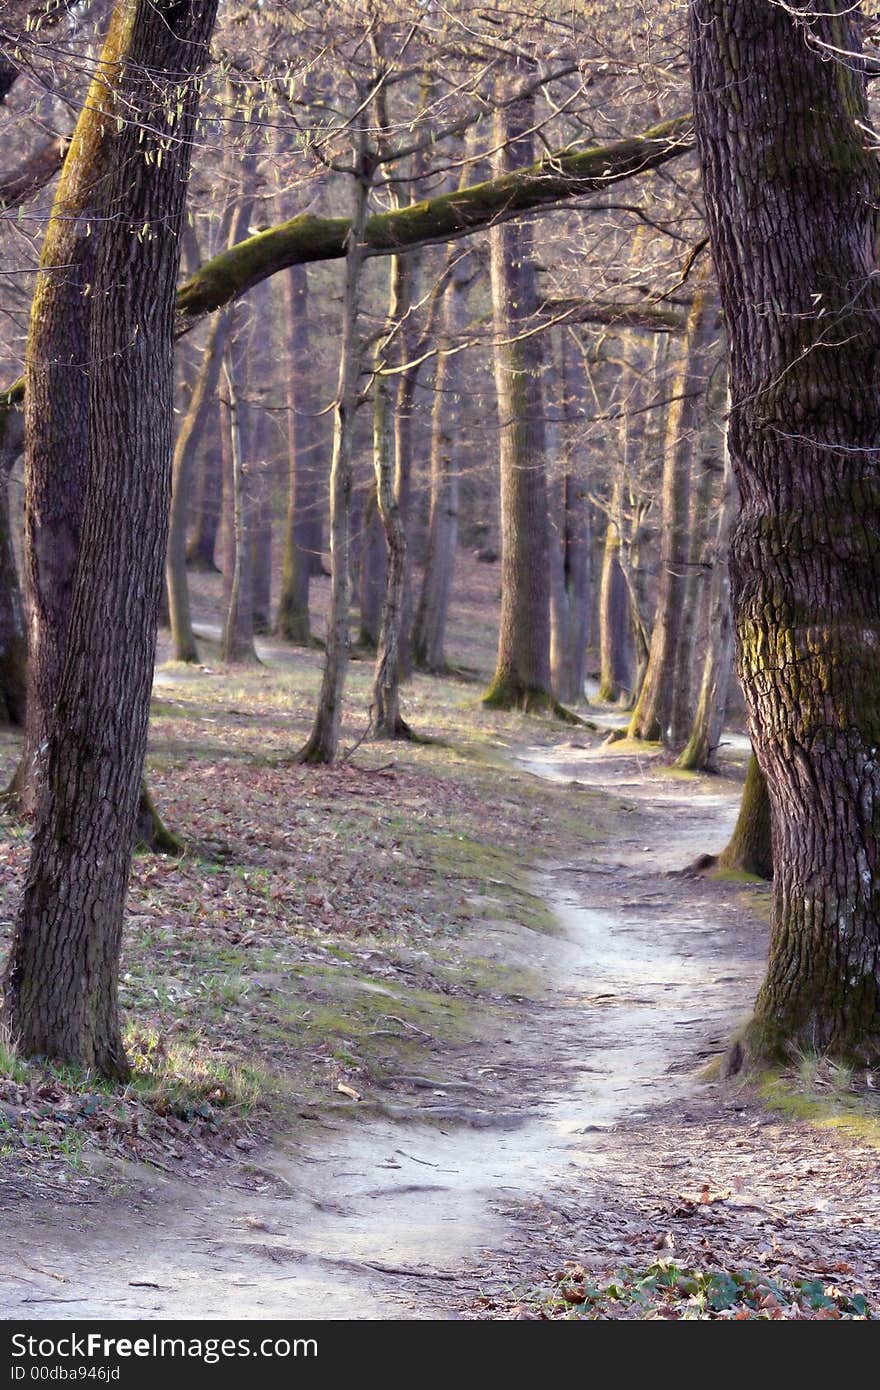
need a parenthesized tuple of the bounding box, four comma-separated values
(1, 734, 788, 1319)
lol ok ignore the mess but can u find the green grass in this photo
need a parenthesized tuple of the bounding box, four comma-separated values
(759, 1060, 880, 1149)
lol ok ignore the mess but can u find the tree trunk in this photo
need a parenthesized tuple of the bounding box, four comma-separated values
(358, 486, 385, 649)
(597, 492, 633, 703)
(220, 334, 258, 665)
(628, 264, 716, 743)
(716, 755, 773, 881)
(3, 0, 218, 1076)
(0, 446, 26, 726)
(669, 419, 718, 743)
(369, 254, 411, 745)
(297, 136, 371, 765)
(549, 331, 592, 705)
(250, 482, 272, 635)
(185, 418, 222, 570)
(10, 4, 127, 815)
(370, 333, 410, 739)
(275, 263, 320, 642)
(482, 88, 553, 714)
(677, 421, 737, 773)
(166, 306, 233, 663)
(411, 251, 472, 673)
(692, 0, 880, 1062)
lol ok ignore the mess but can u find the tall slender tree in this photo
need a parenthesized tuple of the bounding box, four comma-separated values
(482, 85, 554, 714)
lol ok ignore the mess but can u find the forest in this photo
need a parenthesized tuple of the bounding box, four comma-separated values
(0, 0, 878, 1330)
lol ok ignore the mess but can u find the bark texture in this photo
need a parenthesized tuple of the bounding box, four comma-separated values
(10, 4, 128, 815)
(2, 0, 218, 1076)
(692, 0, 880, 1060)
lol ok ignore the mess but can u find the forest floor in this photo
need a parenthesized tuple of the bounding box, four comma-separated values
(0, 557, 878, 1320)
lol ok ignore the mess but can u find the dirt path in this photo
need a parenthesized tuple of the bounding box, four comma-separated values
(3, 737, 878, 1318)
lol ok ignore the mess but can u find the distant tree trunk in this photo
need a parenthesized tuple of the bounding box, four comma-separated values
(166, 306, 233, 663)
(549, 332, 592, 705)
(275, 264, 320, 643)
(597, 493, 633, 704)
(358, 486, 385, 649)
(483, 88, 554, 714)
(628, 265, 715, 743)
(371, 335, 410, 738)
(186, 419, 222, 570)
(297, 137, 371, 764)
(0, 465, 26, 725)
(412, 251, 472, 672)
(393, 355, 418, 682)
(250, 479, 272, 634)
(370, 154, 422, 740)
(692, 0, 880, 1062)
(220, 338, 258, 665)
(669, 430, 716, 742)
(2, 0, 218, 1076)
(718, 755, 773, 880)
(677, 424, 736, 772)
(245, 278, 273, 635)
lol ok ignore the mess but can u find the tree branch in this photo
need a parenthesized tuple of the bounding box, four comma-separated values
(175, 113, 693, 333)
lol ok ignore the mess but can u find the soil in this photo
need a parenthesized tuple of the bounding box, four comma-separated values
(3, 728, 878, 1320)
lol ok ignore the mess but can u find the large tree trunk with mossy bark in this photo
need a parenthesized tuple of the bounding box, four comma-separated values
(5, 5, 175, 839)
(628, 263, 716, 744)
(692, 0, 880, 1063)
(10, 3, 125, 814)
(483, 88, 554, 714)
(2, 0, 217, 1076)
(297, 138, 371, 765)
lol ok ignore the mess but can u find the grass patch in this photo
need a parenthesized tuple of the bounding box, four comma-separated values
(759, 1061, 880, 1149)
